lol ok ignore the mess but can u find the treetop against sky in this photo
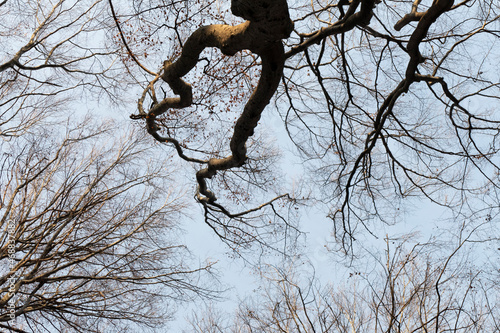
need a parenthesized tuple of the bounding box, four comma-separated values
(1, 0, 499, 331)
(123, 0, 500, 247)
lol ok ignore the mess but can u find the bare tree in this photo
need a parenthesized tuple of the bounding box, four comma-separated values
(124, 0, 500, 250)
(0, 0, 123, 143)
(280, 0, 500, 250)
(1, 2, 226, 331)
(187, 228, 500, 332)
(2, 0, 499, 330)
(0, 114, 218, 332)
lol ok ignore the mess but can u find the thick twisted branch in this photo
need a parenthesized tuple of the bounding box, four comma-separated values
(132, 0, 293, 207)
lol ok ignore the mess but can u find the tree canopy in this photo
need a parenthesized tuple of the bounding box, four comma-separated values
(124, 0, 500, 251)
(1, 0, 499, 331)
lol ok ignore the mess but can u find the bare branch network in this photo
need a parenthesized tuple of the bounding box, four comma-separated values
(126, 0, 500, 249)
(1, 0, 499, 331)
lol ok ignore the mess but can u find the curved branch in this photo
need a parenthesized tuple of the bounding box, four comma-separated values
(133, 0, 293, 208)
(285, 0, 376, 59)
(394, 0, 424, 31)
(196, 42, 284, 203)
(108, 0, 157, 76)
(405, 0, 455, 79)
(332, 0, 456, 247)
(206, 193, 291, 218)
